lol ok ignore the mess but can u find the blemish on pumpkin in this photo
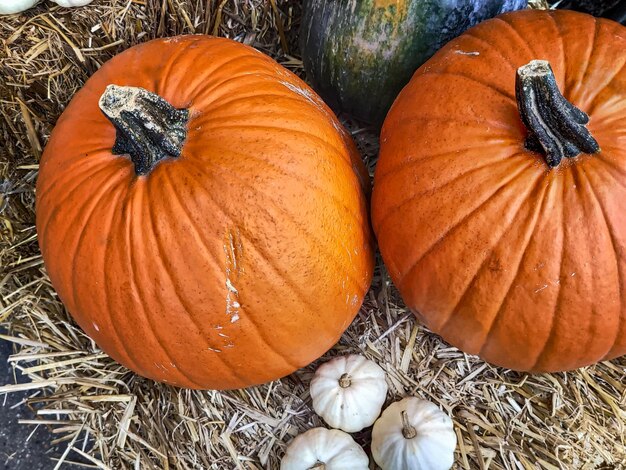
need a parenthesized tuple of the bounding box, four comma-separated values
(92, 322, 99, 332)
(224, 228, 244, 323)
(455, 50, 480, 56)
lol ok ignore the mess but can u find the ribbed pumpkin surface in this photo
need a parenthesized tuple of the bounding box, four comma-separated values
(36, 36, 374, 389)
(372, 10, 626, 372)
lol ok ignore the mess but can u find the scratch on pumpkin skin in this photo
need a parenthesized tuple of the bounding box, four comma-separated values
(224, 228, 244, 324)
(280, 80, 345, 136)
(455, 50, 480, 56)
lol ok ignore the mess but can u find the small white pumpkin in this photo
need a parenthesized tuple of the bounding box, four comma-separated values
(372, 397, 457, 470)
(51, 0, 93, 6)
(0, 0, 38, 14)
(280, 427, 369, 470)
(310, 354, 388, 432)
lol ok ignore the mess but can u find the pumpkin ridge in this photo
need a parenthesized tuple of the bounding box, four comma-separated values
(200, 123, 354, 170)
(566, 167, 608, 364)
(179, 164, 326, 322)
(477, 176, 554, 360)
(158, 169, 227, 281)
(195, 106, 336, 127)
(456, 32, 519, 74)
(96, 191, 147, 374)
(66, 174, 127, 313)
(563, 16, 597, 104)
(394, 114, 518, 132)
(36, 151, 118, 203)
(144, 175, 254, 385)
(397, 161, 533, 286)
(577, 19, 600, 107)
(437, 172, 546, 337)
(375, 154, 526, 236)
(493, 15, 540, 62)
(420, 71, 516, 104)
(183, 64, 261, 103)
(582, 27, 626, 112)
(195, 156, 369, 296)
(595, 156, 626, 193)
(138, 180, 227, 387)
(184, 51, 277, 102)
(100, 188, 165, 381)
(184, 142, 365, 227)
(154, 37, 205, 99)
(528, 172, 568, 371)
(374, 141, 513, 182)
(544, 13, 567, 86)
(191, 90, 317, 118)
(586, 59, 626, 117)
(577, 165, 624, 359)
(130, 181, 215, 387)
(67, 179, 137, 368)
(161, 169, 303, 373)
(38, 164, 122, 261)
(380, 159, 532, 273)
(37, 146, 130, 202)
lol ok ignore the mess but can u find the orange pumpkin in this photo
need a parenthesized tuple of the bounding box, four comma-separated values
(36, 36, 374, 390)
(372, 10, 626, 372)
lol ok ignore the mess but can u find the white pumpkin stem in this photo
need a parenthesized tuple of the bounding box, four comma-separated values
(401, 410, 417, 439)
(308, 461, 326, 470)
(338, 373, 351, 388)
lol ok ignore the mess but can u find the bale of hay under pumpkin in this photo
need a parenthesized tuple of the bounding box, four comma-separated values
(0, 0, 624, 468)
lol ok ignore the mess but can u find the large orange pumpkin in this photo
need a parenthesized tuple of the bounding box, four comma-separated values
(36, 36, 374, 389)
(372, 10, 626, 372)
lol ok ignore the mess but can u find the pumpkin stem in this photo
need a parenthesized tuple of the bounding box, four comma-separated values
(308, 461, 326, 470)
(515, 60, 599, 168)
(401, 410, 417, 439)
(338, 373, 351, 388)
(98, 85, 189, 176)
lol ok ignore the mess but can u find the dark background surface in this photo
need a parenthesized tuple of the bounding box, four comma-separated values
(0, 338, 56, 470)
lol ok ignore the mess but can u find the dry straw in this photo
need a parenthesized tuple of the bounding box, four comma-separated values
(0, 0, 624, 469)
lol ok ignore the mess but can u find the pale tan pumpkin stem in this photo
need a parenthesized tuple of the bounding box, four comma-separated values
(401, 410, 417, 439)
(308, 461, 326, 470)
(515, 60, 599, 168)
(98, 85, 189, 176)
(338, 373, 351, 388)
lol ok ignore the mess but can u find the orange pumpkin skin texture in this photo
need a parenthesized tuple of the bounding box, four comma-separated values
(36, 36, 374, 390)
(372, 10, 626, 372)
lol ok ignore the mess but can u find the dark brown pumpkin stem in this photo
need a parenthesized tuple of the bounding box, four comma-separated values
(338, 373, 352, 388)
(515, 60, 599, 168)
(401, 410, 417, 439)
(98, 85, 189, 175)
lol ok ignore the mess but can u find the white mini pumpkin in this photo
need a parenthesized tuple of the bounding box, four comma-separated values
(310, 354, 388, 432)
(280, 427, 369, 470)
(0, 0, 38, 14)
(51, 0, 93, 6)
(372, 398, 457, 470)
